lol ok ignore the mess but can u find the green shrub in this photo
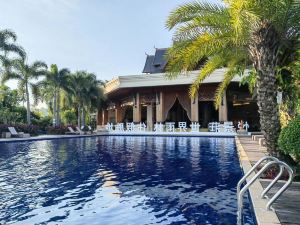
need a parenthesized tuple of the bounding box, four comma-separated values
(278, 115, 300, 159)
(62, 110, 77, 125)
(46, 125, 72, 135)
(32, 116, 52, 131)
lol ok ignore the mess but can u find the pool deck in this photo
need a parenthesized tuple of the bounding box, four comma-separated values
(236, 136, 300, 225)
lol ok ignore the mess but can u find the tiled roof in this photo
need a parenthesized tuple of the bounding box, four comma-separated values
(142, 48, 168, 74)
(105, 68, 246, 94)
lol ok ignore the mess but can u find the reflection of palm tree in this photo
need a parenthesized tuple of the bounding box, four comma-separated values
(2, 58, 47, 124)
(165, 0, 300, 156)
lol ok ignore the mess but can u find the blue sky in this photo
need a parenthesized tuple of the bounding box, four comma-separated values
(0, 0, 220, 85)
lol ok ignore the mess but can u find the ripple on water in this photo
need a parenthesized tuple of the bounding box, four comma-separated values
(0, 137, 256, 225)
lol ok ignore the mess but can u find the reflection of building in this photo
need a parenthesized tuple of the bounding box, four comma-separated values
(98, 48, 260, 130)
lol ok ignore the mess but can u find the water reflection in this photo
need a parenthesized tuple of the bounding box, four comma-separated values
(0, 137, 256, 225)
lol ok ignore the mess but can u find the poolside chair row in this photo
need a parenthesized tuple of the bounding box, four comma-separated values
(208, 122, 236, 133)
(105, 122, 201, 132)
(66, 126, 94, 135)
(154, 122, 200, 132)
(106, 122, 147, 132)
(2, 127, 31, 138)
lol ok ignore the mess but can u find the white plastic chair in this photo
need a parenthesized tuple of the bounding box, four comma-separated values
(154, 123, 164, 132)
(105, 123, 114, 132)
(115, 123, 125, 132)
(165, 122, 175, 132)
(137, 122, 146, 132)
(178, 122, 187, 132)
(126, 122, 135, 132)
(190, 122, 200, 132)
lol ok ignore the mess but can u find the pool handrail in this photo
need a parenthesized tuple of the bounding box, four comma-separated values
(237, 156, 294, 225)
(236, 156, 279, 196)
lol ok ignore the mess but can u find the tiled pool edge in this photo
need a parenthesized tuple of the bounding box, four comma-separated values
(235, 137, 281, 225)
(0, 132, 236, 143)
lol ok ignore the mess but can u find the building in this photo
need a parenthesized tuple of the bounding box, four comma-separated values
(97, 48, 260, 131)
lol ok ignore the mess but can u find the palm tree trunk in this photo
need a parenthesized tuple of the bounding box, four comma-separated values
(25, 82, 31, 125)
(53, 88, 57, 126)
(56, 88, 60, 126)
(249, 21, 281, 157)
(77, 104, 81, 128)
(82, 107, 85, 127)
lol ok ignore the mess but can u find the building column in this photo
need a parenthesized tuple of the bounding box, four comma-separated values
(133, 93, 141, 123)
(97, 110, 103, 125)
(147, 104, 153, 130)
(191, 94, 199, 122)
(102, 109, 108, 125)
(156, 92, 164, 122)
(115, 103, 123, 123)
(218, 91, 228, 122)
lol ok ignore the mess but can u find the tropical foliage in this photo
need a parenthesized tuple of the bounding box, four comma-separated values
(165, 0, 300, 156)
(2, 58, 48, 124)
(0, 29, 25, 70)
(278, 115, 300, 161)
(0, 28, 104, 133)
(36, 64, 70, 126)
(68, 71, 104, 127)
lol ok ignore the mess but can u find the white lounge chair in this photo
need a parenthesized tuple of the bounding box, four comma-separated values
(81, 126, 92, 134)
(88, 125, 94, 133)
(8, 127, 30, 138)
(76, 127, 85, 135)
(66, 127, 79, 135)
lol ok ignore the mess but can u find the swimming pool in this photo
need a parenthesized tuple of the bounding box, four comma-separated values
(0, 136, 256, 225)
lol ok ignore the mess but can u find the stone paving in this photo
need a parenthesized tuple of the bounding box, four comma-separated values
(237, 136, 300, 225)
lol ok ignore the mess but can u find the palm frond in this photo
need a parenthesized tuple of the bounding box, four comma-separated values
(0, 29, 17, 41)
(189, 54, 228, 97)
(1, 71, 23, 84)
(166, 1, 226, 29)
(214, 67, 238, 109)
(30, 83, 41, 105)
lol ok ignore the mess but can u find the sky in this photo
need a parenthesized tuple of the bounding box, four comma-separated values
(0, 0, 221, 88)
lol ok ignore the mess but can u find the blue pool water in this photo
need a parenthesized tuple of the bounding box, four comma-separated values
(0, 136, 256, 225)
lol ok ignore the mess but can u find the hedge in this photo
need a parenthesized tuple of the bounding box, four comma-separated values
(278, 115, 300, 159)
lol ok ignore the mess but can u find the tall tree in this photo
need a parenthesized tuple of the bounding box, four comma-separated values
(39, 64, 70, 126)
(165, 0, 300, 156)
(0, 29, 25, 73)
(2, 58, 47, 124)
(68, 71, 104, 127)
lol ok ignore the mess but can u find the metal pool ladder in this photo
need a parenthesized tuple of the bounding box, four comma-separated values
(237, 156, 294, 224)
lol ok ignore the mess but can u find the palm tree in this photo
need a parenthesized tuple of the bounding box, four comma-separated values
(39, 64, 70, 126)
(165, 0, 300, 156)
(2, 58, 47, 124)
(0, 29, 25, 73)
(69, 71, 104, 127)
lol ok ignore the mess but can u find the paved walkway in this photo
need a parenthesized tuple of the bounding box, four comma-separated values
(238, 136, 300, 225)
